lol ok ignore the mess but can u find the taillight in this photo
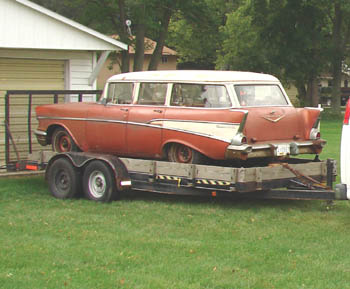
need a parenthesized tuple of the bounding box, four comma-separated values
(344, 99, 350, 125)
(232, 133, 248, 145)
(310, 128, 321, 140)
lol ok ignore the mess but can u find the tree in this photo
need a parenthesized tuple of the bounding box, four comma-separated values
(167, 0, 240, 70)
(328, 0, 350, 114)
(217, 0, 331, 107)
(31, 0, 183, 72)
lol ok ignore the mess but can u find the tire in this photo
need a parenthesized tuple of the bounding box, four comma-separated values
(83, 160, 117, 202)
(47, 157, 81, 199)
(167, 143, 205, 164)
(52, 128, 78, 153)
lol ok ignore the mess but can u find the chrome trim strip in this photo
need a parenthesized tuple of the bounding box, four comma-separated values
(148, 118, 241, 126)
(37, 116, 240, 126)
(249, 141, 316, 150)
(37, 116, 233, 143)
(237, 111, 248, 133)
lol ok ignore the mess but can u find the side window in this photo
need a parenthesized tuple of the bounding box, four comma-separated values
(138, 83, 167, 105)
(107, 82, 134, 104)
(171, 84, 231, 108)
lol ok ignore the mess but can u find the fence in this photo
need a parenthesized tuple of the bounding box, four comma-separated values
(3, 90, 102, 169)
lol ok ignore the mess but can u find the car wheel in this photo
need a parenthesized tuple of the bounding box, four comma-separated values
(47, 157, 81, 199)
(52, 128, 78, 153)
(83, 160, 117, 202)
(168, 143, 204, 164)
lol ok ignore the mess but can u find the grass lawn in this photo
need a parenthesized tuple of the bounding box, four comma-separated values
(1, 119, 350, 289)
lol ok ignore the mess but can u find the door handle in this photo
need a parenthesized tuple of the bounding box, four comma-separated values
(153, 109, 163, 113)
(120, 108, 129, 112)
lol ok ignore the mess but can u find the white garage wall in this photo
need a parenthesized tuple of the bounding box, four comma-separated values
(0, 48, 97, 96)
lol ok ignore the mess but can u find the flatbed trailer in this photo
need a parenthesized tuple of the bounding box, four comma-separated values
(3, 89, 347, 203)
(21, 150, 347, 202)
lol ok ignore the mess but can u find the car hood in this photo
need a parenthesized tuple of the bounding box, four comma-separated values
(36, 102, 97, 118)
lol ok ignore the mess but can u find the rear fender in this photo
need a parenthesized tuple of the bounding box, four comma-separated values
(298, 107, 322, 139)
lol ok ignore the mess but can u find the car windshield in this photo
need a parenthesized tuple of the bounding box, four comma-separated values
(234, 85, 288, 106)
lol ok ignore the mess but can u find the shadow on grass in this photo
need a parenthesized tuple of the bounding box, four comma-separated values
(2, 175, 345, 213)
(120, 189, 337, 212)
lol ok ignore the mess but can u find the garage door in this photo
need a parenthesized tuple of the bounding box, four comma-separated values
(0, 58, 65, 166)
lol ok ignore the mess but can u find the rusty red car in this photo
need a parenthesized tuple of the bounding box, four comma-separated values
(35, 70, 326, 164)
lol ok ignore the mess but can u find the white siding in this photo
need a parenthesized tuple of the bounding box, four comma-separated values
(0, 48, 97, 94)
(0, 0, 125, 51)
(0, 49, 100, 166)
(0, 58, 65, 166)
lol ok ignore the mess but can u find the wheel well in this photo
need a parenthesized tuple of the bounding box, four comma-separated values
(162, 142, 204, 158)
(47, 125, 64, 145)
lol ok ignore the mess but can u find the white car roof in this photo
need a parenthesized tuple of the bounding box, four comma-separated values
(107, 70, 280, 83)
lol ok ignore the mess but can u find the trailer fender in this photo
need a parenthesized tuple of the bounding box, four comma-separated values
(46, 152, 131, 191)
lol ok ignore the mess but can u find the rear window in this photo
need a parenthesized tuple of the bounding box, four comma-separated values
(171, 84, 231, 108)
(234, 85, 288, 106)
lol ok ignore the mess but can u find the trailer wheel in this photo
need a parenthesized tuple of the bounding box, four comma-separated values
(47, 157, 81, 199)
(168, 143, 204, 164)
(52, 128, 78, 153)
(83, 160, 116, 202)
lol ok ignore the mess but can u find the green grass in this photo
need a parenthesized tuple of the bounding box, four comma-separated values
(1, 119, 350, 289)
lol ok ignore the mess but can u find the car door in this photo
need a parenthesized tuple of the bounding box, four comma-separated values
(126, 82, 167, 158)
(162, 83, 237, 160)
(85, 82, 134, 154)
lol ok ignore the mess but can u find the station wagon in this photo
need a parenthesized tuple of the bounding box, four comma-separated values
(35, 70, 326, 164)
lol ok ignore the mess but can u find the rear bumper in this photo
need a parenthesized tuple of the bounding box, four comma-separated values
(225, 139, 327, 159)
(34, 130, 48, 146)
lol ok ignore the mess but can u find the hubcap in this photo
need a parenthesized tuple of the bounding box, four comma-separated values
(177, 146, 192, 163)
(88, 170, 106, 198)
(56, 170, 69, 192)
(58, 135, 71, 152)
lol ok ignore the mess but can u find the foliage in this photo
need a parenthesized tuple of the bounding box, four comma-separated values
(216, 2, 272, 73)
(167, 0, 241, 69)
(29, 0, 350, 111)
(217, 0, 332, 106)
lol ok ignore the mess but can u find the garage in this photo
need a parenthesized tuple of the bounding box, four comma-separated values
(0, 0, 127, 167)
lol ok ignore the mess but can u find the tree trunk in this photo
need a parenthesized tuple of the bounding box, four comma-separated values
(330, 1, 343, 115)
(304, 77, 319, 107)
(133, 3, 146, 72)
(311, 78, 319, 107)
(133, 24, 146, 71)
(296, 81, 307, 107)
(148, 8, 172, 71)
(118, 0, 130, 73)
(120, 50, 130, 73)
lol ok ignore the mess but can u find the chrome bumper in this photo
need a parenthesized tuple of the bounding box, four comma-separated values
(225, 139, 327, 159)
(34, 130, 48, 146)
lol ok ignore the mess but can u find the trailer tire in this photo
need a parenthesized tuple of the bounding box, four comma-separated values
(83, 160, 116, 202)
(47, 157, 81, 199)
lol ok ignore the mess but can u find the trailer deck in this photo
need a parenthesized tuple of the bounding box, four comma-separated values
(19, 151, 345, 202)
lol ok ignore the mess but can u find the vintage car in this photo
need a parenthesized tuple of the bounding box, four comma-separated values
(35, 70, 326, 164)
